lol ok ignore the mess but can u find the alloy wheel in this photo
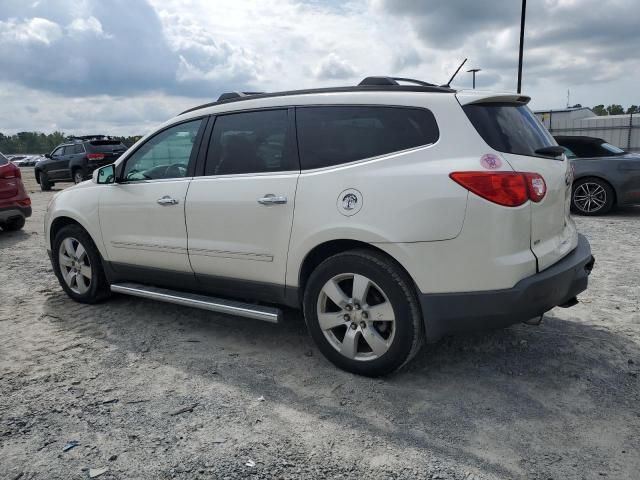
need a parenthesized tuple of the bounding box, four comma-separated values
(74, 171, 83, 184)
(58, 237, 92, 294)
(573, 182, 607, 213)
(316, 273, 395, 361)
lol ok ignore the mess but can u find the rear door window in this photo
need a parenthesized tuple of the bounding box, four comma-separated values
(73, 144, 85, 154)
(204, 109, 295, 176)
(296, 106, 439, 169)
(463, 103, 556, 157)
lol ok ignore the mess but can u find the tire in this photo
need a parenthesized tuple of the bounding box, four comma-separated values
(303, 249, 424, 377)
(73, 169, 84, 184)
(571, 177, 614, 215)
(1, 216, 26, 231)
(51, 224, 111, 303)
(39, 171, 53, 191)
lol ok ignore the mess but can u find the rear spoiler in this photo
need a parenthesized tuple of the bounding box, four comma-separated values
(456, 92, 531, 106)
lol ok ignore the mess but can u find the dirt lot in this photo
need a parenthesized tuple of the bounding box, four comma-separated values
(1, 169, 639, 480)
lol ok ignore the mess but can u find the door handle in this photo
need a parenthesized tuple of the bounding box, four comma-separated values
(157, 195, 179, 206)
(258, 194, 287, 205)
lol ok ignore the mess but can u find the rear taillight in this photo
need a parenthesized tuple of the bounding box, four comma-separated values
(87, 153, 105, 161)
(524, 173, 546, 202)
(0, 163, 21, 179)
(450, 171, 546, 207)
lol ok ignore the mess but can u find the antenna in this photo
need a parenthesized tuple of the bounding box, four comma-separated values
(443, 58, 468, 87)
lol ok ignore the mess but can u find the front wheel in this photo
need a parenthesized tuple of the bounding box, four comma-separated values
(571, 178, 614, 215)
(303, 249, 424, 376)
(39, 171, 53, 191)
(52, 225, 111, 303)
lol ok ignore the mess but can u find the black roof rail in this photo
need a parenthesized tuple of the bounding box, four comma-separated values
(65, 135, 113, 143)
(358, 76, 437, 87)
(217, 91, 264, 102)
(179, 84, 456, 116)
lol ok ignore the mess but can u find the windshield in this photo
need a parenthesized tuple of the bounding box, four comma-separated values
(463, 103, 556, 157)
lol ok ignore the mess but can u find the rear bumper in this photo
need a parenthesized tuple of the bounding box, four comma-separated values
(0, 205, 32, 222)
(419, 234, 594, 341)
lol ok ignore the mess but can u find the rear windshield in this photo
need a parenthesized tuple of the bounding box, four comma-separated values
(0, 152, 8, 165)
(88, 141, 127, 152)
(463, 103, 556, 157)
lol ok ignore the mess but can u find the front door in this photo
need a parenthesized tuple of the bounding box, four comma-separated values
(48, 146, 69, 180)
(185, 109, 299, 299)
(99, 118, 206, 274)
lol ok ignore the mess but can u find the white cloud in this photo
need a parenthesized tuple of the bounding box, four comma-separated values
(314, 53, 358, 80)
(67, 16, 110, 38)
(0, 17, 62, 45)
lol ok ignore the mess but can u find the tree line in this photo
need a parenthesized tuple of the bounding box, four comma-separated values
(568, 104, 639, 116)
(0, 131, 142, 154)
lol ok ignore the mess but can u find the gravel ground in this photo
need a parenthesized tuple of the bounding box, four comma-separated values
(1, 169, 639, 480)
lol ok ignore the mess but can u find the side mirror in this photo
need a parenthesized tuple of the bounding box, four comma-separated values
(93, 164, 115, 184)
(44, 153, 52, 159)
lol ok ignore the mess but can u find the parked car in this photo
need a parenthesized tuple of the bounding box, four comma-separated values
(554, 135, 640, 215)
(21, 155, 42, 167)
(44, 78, 594, 376)
(0, 151, 31, 231)
(35, 136, 127, 190)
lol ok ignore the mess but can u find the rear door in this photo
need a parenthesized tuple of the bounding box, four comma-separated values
(461, 97, 577, 270)
(185, 108, 299, 298)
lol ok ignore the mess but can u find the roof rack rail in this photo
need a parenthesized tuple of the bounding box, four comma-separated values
(217, 91, 264, 102)
(65, 135, 113, 143)
(358, 77, 437, 87)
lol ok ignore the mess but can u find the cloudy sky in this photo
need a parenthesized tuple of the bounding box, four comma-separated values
(1, 0, 638, 135)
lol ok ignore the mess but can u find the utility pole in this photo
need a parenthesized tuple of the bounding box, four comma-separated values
(467, 68, 481, 89)
(517, 0, 526, 93)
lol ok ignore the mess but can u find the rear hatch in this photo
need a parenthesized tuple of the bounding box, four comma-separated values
(0, 154, 19, 200)
(458, 93, 578, 271)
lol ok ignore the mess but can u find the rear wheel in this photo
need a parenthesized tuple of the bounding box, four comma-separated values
(1, 216, 25, 231)
(571, 178, 614, 215)
(39, 171, 53, 191)
(52, 225, 111, 303)
(303, 249, 424, 376)
(73, 169, 84, 184)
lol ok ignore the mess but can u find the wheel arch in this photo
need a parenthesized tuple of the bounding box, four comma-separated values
(49, 214, 107, 260)
(297, 239, 419, 306)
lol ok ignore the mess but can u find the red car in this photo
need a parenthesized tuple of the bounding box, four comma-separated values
(0, 152, 31, 231)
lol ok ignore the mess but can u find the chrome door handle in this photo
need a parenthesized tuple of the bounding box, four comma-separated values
(157, 195, 179, 206)
(258, 194, 287, 205)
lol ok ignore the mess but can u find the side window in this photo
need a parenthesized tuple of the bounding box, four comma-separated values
(296, 106, 439, 169)
(74, 144, 85, 154)
(52, 146, 65, 157)
(123, 119, 202, 181)
(204, 109, 293, 176)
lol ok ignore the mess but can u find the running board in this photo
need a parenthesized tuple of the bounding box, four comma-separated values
(110, 282, 281, 323)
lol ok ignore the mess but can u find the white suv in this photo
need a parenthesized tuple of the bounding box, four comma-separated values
(45, 78, 595, 376)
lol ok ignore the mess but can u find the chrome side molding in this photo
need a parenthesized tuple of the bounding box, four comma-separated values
(110, 282, 281, 323)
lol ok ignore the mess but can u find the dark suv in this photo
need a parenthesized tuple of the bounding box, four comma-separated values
(35, 136, 127, 190)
